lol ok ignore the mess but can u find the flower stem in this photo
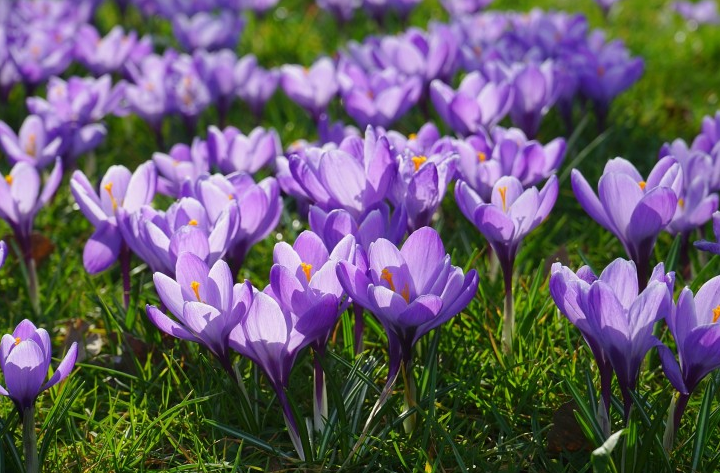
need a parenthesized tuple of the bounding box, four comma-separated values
(277, 389, 305, 461)
(120, 243, 131, 310)
(353, 303, 365, 354)
(501, 265, 514, 356)
(401, 360, 417, 434)
(23, 405, 39, 473)
(313, 351, 327, 432)
(18, 234, 40, 314)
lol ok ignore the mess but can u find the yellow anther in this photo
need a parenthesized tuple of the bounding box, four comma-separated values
(714, 305, 720, 323)
(367, 90, 374, 99)
(144, 82, 155, 92)
(228, 194, 235, 200)
(408, 133, 417, 140)
(30, 45, 40, 57)
(4, 175, 12, 185)
(638, 181, 646, 190)
(597, 65, 605, 77)
(678, 198, 685, 209)
(477, 151, 487, 162)
(411, 155, 427, 172)
(104, 182, 118, 211)
(380, 268, 396, 292)
(172, 160, 180, 167)
(300, 262, 312, 282)
(13, 337, 20, 346)
(190, 281, 201, 301)
(303, 66, 309, 74)
(400, 284, 410, 303)
(188, 219, 198, 226)
(25, 133, 37, 157)
(498, 186, 508, 212)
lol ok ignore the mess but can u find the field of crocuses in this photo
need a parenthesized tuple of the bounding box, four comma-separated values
(4, 0, 720, 471)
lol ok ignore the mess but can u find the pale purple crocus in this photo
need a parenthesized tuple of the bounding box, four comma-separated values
(168, 55, 212, 133)
(172, 11, 245, 52)
(673, 0, 720, 25)
(337, 227, 478, 431)
(571, 157, 681, 287)
(0, 115, 63, 169)
(9, 29, 74, 90)
(0, 319, 78, 473)
(430, 71, 513, 136)
(147, 252, 252, 377)
(280, 57, 338, 121)
(0, 159, 63, 312)
(234, 55, 280, 119)
(71, 162, 157, 308)
(441, 0, 493, 16)
(117, 197, 239, 276)
(229, 289, 339, 460)
(691, 111, 720, 155)
(75, 25, 138, 76)
(508, 61, 557, 138)
(270, 231, 356, 430)
(456, 175, 558, 354)
(550, 259, 679, 424)
(153, 139, 210, 197)
(663, 276, 720, 442)
(125, 53, 172, 144)
(455, 127, 566, 201)
(206, 125, 281, 174)
(195, 49, 240, 126)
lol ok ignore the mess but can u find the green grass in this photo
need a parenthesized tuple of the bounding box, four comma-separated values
(2, 0, 720, 470)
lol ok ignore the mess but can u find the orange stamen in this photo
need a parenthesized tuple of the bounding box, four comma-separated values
(477, 151, 487, 162)
(4, 175, 12, 185)
(411, 155, 427, 172)
(408, 133, 417, 140)
(13, 337, 20, 346)
(713, 305, 720, 323)
(104, 182, 118, 211)
(498, 186, 508, 212)
(380, 268, 395, 292)
(188, 219, 198, 226)
(190, 281, 201, 301)
(678, 198, 685, 209)
(638, 181, 646, 190)
(400, 284, 410, 303)
(300, 262, 312, 282)
(25, 133, 37, 157)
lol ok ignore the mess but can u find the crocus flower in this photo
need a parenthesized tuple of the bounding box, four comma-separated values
(508, 61, 557, 138)
(317, 0, 360, 21)
(0, 319, 78, 413)
(673, 0, 720, 24)
(456, 175, 558, 354)
(117, 197, 239, 276)
(153, 139, 210, 197)
(75, 25, 138, 76)
(206, 125, 281, 174)
(550, 259, 679, 421)
(691, 111, 720, 155)
(0, 115, 63, 169)
(663, 276, 720, 438)
(430, 71, 513, 136)
(195, 49, 239, 126)
(337, 60, 422, 128)
(147, 252, 252, 377)
(280, 57, 338, 121)
(172, 11, 245, 52)
(125, 54, 172, 137)
(229, 290, 339, 460)
(270, 231, 356, 430)
(234, 55, 280, 118)
(9, 29, 74, 89)
(168, 55, 212, 132)
(695, 211, 720, 255)
(336, 227, 478, 432)
(455, 127, 566, 201)
(571, 157, 681, 286)
(441, 0, 493, 16)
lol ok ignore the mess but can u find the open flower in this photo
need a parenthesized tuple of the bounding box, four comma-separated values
(0, 320, 78, 413)
(206, 125, 281, 175)
(280, 57, 338, 121)
(0, 115, 63, 169)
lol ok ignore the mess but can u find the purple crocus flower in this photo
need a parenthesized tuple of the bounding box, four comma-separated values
(337, 59, 422, 128)
(571, 157, 681, 286)
(168, 54, 212, 132)
(550, 259, 679, 421)
(663, 276, 720, 438)
(455, 175, 558, 354)
(75, 25, 138, 76)
(180, 173, 282, 271)
(229, 289, 339, 460)
(195, 49, 239, 126)
(0, 115, 63, 169)
(430, 71, 513, 136)
(695, 211, 720, 254)
(691, 111, 720, 155)
(153, 139, 210, 197)
(125, 53, 172, 139)
(270, 231, 356, 430)
(206, 125, 281, 174)
(172, 11, 245, 52)
(117, 197, 239, 276)
(9, 29, 74, 89)
(336, 227, 478, 427)
(234, 55, 280, 118)
(147, 252, 252, 377)
(673, 0, 720, 24)
(441, 0, 493, 16)
(280, 57, 338, 121)
(455, 127, 566, 201)
(508, 61, 557, 138)
(0, 319, 78, 413)
(317, 0, 360, 21)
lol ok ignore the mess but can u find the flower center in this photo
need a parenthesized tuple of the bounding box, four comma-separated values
(477, 151, 487, 162)
(4, 175, 12, 185)
(188, 219, 198, 226)
(498, 186, 508, 212)
(408, 133, 417, 140)
(638, 181, 646, 190)
(411, 155, 427, 172)
(190, 281, 201, 301)
(14, 337, 20, 346)
(400, 284, 409, 303)
(25, 133, 37, 157)
(380, 268, 396, 292)
(678, 198, 685, 209)
(300, 262, 312, 282)
(228, 194, 235, 200)
(104, 182, 118, 211)
(597, 65, 605, 77)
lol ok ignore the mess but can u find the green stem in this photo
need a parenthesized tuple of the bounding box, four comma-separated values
(23, 405, 39, 473)
(501, 269, 514, 356)
(401, 360, 417, 434)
